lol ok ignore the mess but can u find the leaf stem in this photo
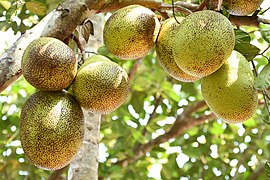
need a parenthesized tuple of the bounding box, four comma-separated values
(252, 60, 270, 123)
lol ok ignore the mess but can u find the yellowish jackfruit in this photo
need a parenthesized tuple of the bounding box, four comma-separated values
(173, 10, 235, 78)
(201, 51, 258, 124)
(22, 37, 77, 91)
(20, 91, 84, 170)
(103, 5, 160, 59)
(210, 0, 263, 16)
(71, 55, 130, 114)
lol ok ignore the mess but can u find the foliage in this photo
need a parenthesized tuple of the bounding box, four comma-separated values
(1, 0, 270, 179)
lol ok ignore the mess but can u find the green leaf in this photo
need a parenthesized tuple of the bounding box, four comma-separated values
(0, 1, 11, 10)
(234, 29, 251, 44)
(260, 23, 270, 43)
(265, 161, 270, 179)
(254, 63, 270, 90)
(5, 3, 17, 21)
(161, 81, 180, 102)
(208, 122, 224, 135)
(234, 43, 260, 61)
(25, 2, 46, 16)
(130, 91, 146, 113)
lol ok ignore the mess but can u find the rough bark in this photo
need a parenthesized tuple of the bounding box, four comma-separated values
(67, 14, 104, 180)
(68, 112, 101, 180)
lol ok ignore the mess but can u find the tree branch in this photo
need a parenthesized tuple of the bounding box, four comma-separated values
(117, 100, 216, 167)
(229, 15, 270, 27)
(249, 164, 265, 180)
(128, 59, 142, 80)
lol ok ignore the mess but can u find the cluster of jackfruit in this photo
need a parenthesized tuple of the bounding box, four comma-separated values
(19, 1, 262, 170)
(103, 4, 259, 124)
(20, 37, 129, 170)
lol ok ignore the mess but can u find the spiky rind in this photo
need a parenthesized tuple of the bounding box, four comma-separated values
(210, 0, 263, 16)
(201, 51, 258, 124)
(22, 37, 77, 91)
(72, 55, 130, 114)
(173, 10, 235, 77)
(20, 91, 84, 170)
(103, 5, 161, 60)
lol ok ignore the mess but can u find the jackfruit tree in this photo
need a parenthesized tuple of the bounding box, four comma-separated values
(0, 0, 270, 179)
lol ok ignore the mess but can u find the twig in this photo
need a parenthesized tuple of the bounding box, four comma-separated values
(249, 164, 265, 180)
(251, 60, 270, 123)
(172, 0, 181, 24)
(259, 45, 270, 56)
(48, 166, 68, 180)
(70, 34, 85, 53)
(158, 4, 193, 15)
(260, 6, 270, 15)
(128, 59, 142, 80)
(196, 0, 210, 11)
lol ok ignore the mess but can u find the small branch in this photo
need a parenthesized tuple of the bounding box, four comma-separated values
(196, 0, 210, 11)
(128, 59, 142, 80)
(174, 1, 198, 11)
(99, 0, 194, 15)
(251, 60, 270, 123)
(71, 34, 85, 53)
(117, 100, 216, 167)
(260, 6, 270, 15)
(249, 164, 265, 180)
(48, 166, 68, 180)
(259, 45, 270, 56)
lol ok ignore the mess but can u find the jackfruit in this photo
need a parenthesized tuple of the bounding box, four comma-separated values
(201, 51, 258, 124)
(20, 90, 84, 170)
(22, 37, 77, 91)
(172, 10, 235, 77)
(71, 55, 129, 114)
(210, 0, 263, 16)
(156, 17, 200, 82)
(103, 5, 160, 59)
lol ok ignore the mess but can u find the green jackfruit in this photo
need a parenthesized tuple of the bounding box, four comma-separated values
(20, 91, 84, 170)
(71, 55, 130, 114)
(201, 51, 258, 124)
(173, 10, 235, 78)
(210, 0, 263, 16)
(103, 5, 160, 59)
(22, 37, 77, 91)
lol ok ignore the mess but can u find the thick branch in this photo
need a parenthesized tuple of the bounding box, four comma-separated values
(117, 100, 216, 167)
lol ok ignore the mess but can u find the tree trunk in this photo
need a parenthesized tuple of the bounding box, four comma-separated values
(68, 112, 101, 180)
(68, 14, 104, 180)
